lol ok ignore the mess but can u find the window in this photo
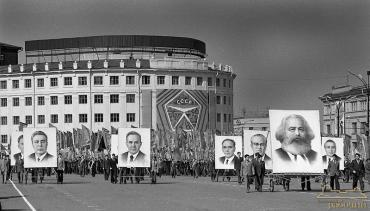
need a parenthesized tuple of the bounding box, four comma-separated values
(79, 114, 88, 123)
(1, 135, 7, 144)
(38, 115, 45, 124)
(351, 101, 357, 112)
(12, 80, 19, 89)
(217, 113, 221, 122)
(110, 94, 119, 103)
(157, 76, 165, 85)
(229, 114, 232, 123)
(38, 96, 45, 105)
(127, 113, 135, 122)
(25, 79, 32, 88)
(229, 96, 232, 105)
(37, 78, 44, 87)
(216, 96, 221, 104)
(94, 76, 103, 85)
(207, 77, 213, 86)
(361, 122, 366, 134)
(13, 98, 19, 107)
(216, 78, 220, 86)
(111, 113, 119, 122)
(64, 114, 72, 123)
(262, 127, 267, 131)
(185, 77, 192, 85)
(25, 116, 32, 124)
(94, 95, 103, 104)
(249, 127, 254, 130)
(126, 76, 135, 85)
(79, 95, 87, 104)
(352, 122, 357, 134)
(126, 94, 135, 103)
(78, 76, 87, 86)
(64, 95, 72, 104)
(224, 114, 227, 122)
(223, 79, 226, 87)
(197, 77, 203, 86)
(50, 96, 58, 105)
(13, 116, 20, 125)
(360, 100, 367, 111)
(172, 76, 179, 85)
(229, 80, 231, 88)
(64, 77, 72, 86)
(142, 75, 150, 85)
(326, 125, 331, 135)
(223, 96, 227, 105)
(1, 117, 7, 125)
(50, 78, 58, 87)
(110, 76, 119, 85)
(0, 80, 7, 89)
(25, 97, 32, 106)
(94, 113, 103, 122)
(0, 98, 7, 107)
(50, 114, 58, 123)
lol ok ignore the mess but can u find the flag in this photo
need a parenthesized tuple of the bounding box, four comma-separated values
(73, 128, 78, 148)
(102, 127, 111, 148)
(81, 125, 91, 146)
(97, 131, 106, 151)
(66, 131, 73, 148)
(111, 126, 118, 134)
(49, 123, 56, 128)
(91, 132, 97, 152)
(19, 122, 27, 132)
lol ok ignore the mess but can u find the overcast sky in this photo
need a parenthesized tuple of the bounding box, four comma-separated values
(1, 0, 370, 116)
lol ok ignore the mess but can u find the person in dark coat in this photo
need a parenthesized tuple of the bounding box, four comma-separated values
(234, 152, 242, 184)
(110, 154, 118, 183)
(253, 153, 264, 192)
(344, 156, 351, 183)
(15, 156, 24, 184)
(56, 153, 65, 184)
(328, 156, 341, 190)
(242, 155, 255, 193)
(351, 153, 365, 192)
(103, 154, 110, 181)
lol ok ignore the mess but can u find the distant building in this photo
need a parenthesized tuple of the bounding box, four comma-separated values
(319, 85, 368, 158)
(233, 112, 269, 135)
(0, 42, 22, 66)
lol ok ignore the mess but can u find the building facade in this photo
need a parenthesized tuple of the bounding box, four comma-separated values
(319, 85, 369, 158)
(0, 35, 236, 146)
(0, 42, 22, 66)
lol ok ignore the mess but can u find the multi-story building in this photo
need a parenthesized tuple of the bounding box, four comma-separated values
(0, 42, 22, 66)
(0, 35, 236, 146)
(233, 110, 269, 135)
(319, 85, 369, 158)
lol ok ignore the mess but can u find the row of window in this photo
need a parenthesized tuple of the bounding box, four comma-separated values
(216, 95, 232, 105)
(324, 100, 367, 115)
(0, 94, 136, 107)
(0, 113, 136, 125)
(216, 113, 233, 123)
(325, 121, 367, 135)
(0, 76, 232, 89)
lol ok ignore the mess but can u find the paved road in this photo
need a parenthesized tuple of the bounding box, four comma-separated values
(1, 174, 369, 211)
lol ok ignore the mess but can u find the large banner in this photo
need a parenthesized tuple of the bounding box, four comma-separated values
(214, 136, 242, 169)
(243, 130, 272, 169)
(10, 132, 23, 166)
(270, 110, 322, 173)
(24, 128, 57, 168)
(118, 128, 151, 167)
(321, 137, 344, 170)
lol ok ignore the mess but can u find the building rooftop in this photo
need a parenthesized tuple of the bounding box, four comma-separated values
(0, 42, 22, 51)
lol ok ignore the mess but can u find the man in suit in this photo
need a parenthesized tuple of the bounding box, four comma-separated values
(250, 134, 272, 169)
(218, 139, 237, 169)
(121, 131, 147, 167)
(28, 131, 54, 163)
(234, 152, 242, 184)
(273, 114, 318, 169)
(242, 155, 255, 193)
(322, 139, 342, 169)
(253, 154, 265, 192)
(13, 135, 24, 162)
(351, 153, 365, 192)
(328, 156, 341, 190)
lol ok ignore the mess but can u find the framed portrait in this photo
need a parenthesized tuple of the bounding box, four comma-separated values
(269, 110, 323, 174)
(243, 130, 272, 169)
(118, 128, 151, 167)
(24, 127, 57, 168)
(10, 132, 23, 166)
(214, 136, 242, 169)
(321, 137, 344, 170)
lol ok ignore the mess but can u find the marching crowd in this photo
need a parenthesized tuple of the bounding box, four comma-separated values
(1, 151, 370, 193)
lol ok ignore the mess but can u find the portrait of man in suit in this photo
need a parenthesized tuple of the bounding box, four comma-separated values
(218, 139, 237, 168)
(121, 131, 147, 167)
(28, 131, 54, 163)
(322, 139, 342, 168)
(250, 134, 272, 168)
(13, 135, 24, 161)
(273, 114, 318, 165)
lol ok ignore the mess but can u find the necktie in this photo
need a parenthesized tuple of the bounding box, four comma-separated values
(226, 159, 229, 165)
(293, 155, 297, 161)
(37, 158, 40, 162)
(130, 155, 134, 162)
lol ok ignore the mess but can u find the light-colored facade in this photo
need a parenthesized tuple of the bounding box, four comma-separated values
(233, 116, 269, 135)
(0, 35, 236, 146)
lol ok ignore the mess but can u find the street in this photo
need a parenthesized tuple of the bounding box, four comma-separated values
(1, 174, 369, 211)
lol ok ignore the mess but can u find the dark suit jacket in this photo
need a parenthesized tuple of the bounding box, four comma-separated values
(322, 154, 342, 164)
(121, 151, 146, 166)
(234, 157, 242, 171)
(351, 159, 365, 176)
(28, 153, 54, 162)
(252, 158, 264, 176)
(274, 148, 318, 164)
(13, 153, 22, 162)
(219, 155, 236, 168)
(327, 158, 340, 176)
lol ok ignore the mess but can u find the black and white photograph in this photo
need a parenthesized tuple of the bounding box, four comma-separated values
(10, 132, 23, 166)
(321, 137, 344, 170)
(118, 128, 150, 168)
(214, 136, 242, 169)
(243, 130, 272, 169)
(270, 110, 323, 174)
(23, 128, 57, 168)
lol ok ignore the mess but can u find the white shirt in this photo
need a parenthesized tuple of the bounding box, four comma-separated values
(286, 152, 311, 169)
(126, 152, 139, 167)
(35, 153, 47, 163)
